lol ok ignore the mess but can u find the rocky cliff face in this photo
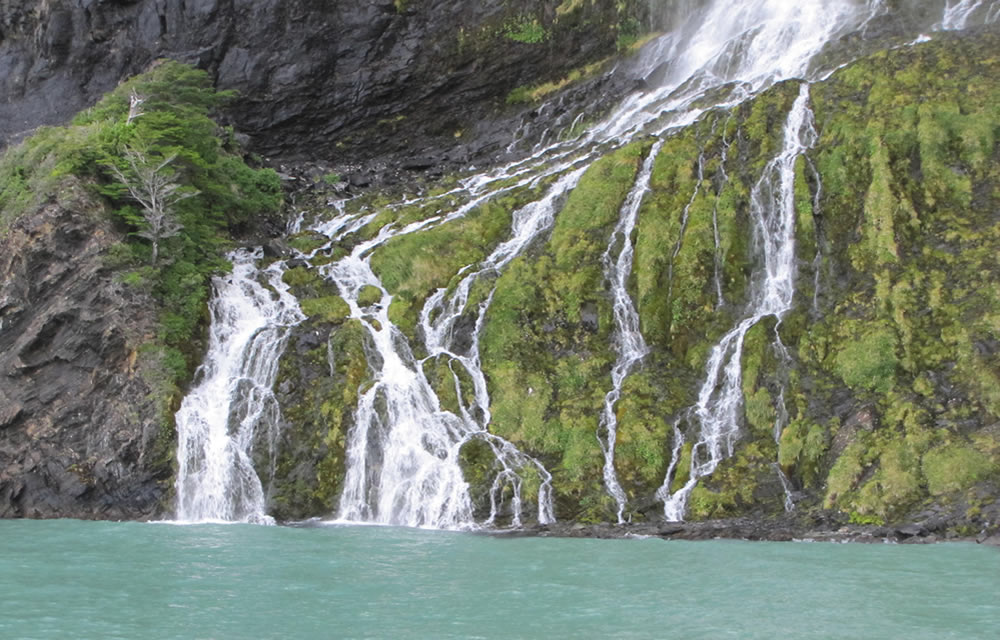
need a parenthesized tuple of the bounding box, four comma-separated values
(0, 0, 644, 520)
(0, 0, 640, 167)
(0, 182, 170, 518)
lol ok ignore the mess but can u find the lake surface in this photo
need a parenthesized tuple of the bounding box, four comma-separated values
(1, 519, 997, 639)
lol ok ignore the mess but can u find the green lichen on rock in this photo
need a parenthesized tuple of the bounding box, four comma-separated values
(368, 194, 521, 337)
(267, 318, 371, 520)
(792, 32, 1000, 523)
(480, 140, 648, 521)
(262, 33, 1000, 531)
(299, 296, 351, 323)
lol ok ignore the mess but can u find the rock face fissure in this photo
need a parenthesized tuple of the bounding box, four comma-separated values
(174, 249, 304, 524)
(0, 187, 168, 519)
(658, 84, 817, 521)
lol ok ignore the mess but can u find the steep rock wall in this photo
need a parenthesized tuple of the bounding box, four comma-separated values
(0, 0, 643, 165)
(0, 182, 171, 518)
(269, 32, 1000, 535)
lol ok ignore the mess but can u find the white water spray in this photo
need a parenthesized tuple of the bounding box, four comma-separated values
(940, 0, 999, 29)
(657, 84, 817, 521)
(597, 141, 662, 523)
(175, 249, 304, 523)
(332, 168, 588, 528)
(174, 0, 994, 527)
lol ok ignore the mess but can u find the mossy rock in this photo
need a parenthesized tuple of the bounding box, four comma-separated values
(287, 231, 329, 254)
(299, 295, 351, 323)
(356, 285, 383, 307)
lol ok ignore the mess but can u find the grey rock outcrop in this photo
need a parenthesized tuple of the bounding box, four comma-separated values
(1, 0, 637, 165)
(0, 182, 169, 518)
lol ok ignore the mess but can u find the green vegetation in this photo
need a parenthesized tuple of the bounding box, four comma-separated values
(480, 141, 647, 520)
(0, 59, 282, 429)
(506, 59, 610, 105)
(832, 321, 898, 394)
(300, 296, 351, 323)
(801, 33, 1000, 521)
(270, 319, 372, 519)
(268, 33, 1000, 527)
(503, 17, 549, 44)
(368, 192, 522, 337)
(922, 443, 997, 496)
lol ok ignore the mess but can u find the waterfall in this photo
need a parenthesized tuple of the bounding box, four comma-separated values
(597, 141, 662, 524)
(174, 249, 304, 524)
(940, 0, 999, 29)
(657, 84, 818, 521)
(588, 0, 886, 517)
(172, 0, 993, 527)
(331, 168, 588, 528)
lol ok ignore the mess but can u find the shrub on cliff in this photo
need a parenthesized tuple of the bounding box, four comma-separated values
(0, 59, 282, 418)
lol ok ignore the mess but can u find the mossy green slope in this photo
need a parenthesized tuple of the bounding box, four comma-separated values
(479, 141, 648, 521)
(468, 33, 1000, 526)
(292, 34, 1000, 531)
(795, 32, 1000, 524)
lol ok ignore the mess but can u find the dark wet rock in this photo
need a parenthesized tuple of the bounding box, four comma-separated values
(896, 523, 927, 538)
(262, 238, 293, 259)
(491, 510, 982, 545)
(580, 302, 599, 332)
(346, 172, 372, 188)
(979, 534, 1000, 547)
(0, 181, 170, 519)
(401, 156, 438, 172)
(0, 0, 640, 174)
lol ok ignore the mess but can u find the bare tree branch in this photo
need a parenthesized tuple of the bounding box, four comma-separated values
(110, 146, 198, 265)
(127, 91, 145, 125)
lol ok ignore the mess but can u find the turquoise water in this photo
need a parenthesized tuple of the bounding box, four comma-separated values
(0, 520, 997, 639)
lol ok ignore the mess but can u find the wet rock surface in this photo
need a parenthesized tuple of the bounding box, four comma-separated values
(493, 511, 1000, 546)
(0, 0, 636, 171)
(0, 183, 169, 519)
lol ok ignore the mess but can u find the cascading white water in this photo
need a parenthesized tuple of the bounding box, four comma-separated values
(326, 0, 975, 525)
(331, 168, 589, 528)
(414, 168, 596, 526)
(589, 0, 986, 519)
(175, 249, 304, 523)
(657, 84, 818, 521)
(940, 0, 1000, 29)
(709, 117, 735, 309)
(583, 0, 891, 515)
(596, 141, 663, 523)
(174, 0, 995, 527)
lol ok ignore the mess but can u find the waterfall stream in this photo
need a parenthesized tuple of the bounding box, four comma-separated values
(940, 0, 1000, 29)
(658, 84, 818, 521)
(173, 0, 995, 526)
(597, 141, 662, 524)
(328, 167, 594, 528)
(174, 250, 304, 524)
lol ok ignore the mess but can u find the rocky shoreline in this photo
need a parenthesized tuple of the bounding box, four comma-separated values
(284, 511, 1000, 546)
(490, 514, 1000, 546)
